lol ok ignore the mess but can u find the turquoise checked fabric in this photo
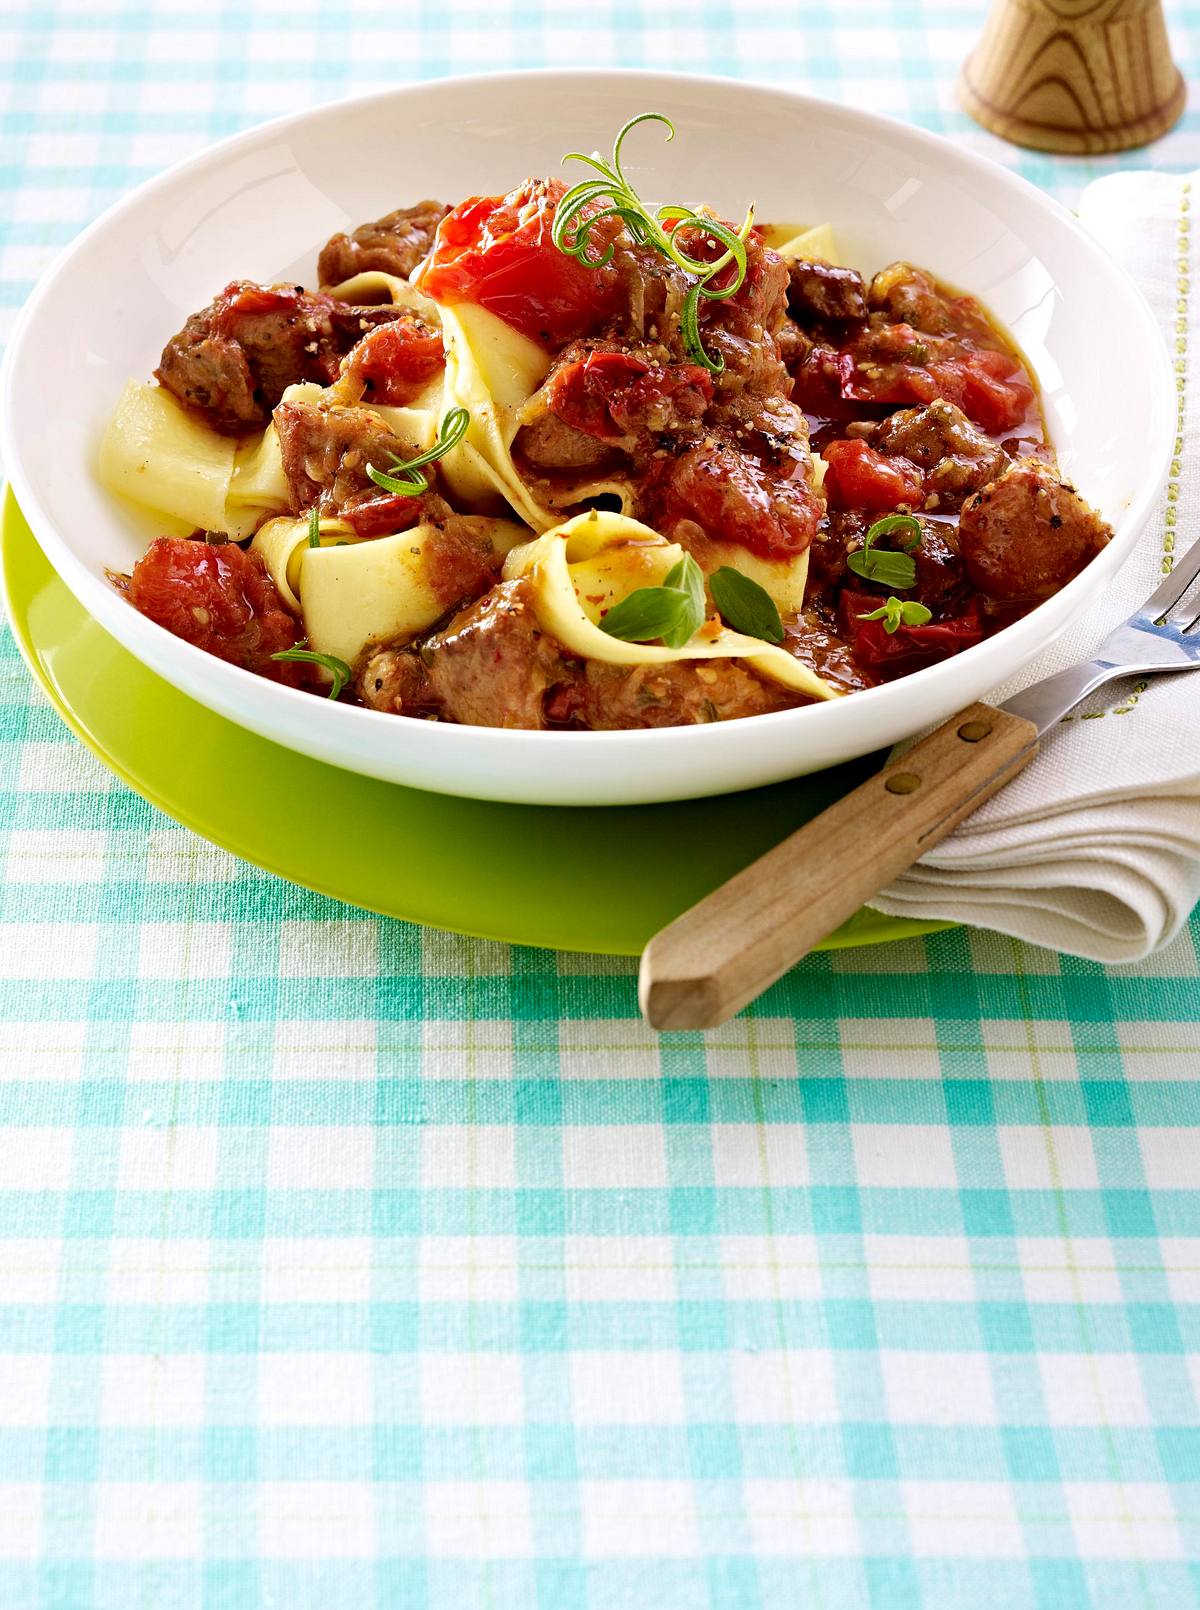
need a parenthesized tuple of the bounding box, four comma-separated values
(3, 4, 1200, 1608)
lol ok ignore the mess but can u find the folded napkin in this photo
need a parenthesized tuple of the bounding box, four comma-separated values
(870, 169, 1200, 963)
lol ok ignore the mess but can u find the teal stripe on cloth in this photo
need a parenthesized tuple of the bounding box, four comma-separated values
(3, 3, 1200, 1607)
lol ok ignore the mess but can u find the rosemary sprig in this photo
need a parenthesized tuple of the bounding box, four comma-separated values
(365, 406, 471, 497)
(271, 642, 352, 699)
(551, 113, 755, 373)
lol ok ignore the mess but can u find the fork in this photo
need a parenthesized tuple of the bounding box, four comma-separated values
(640, 537, 1200, 1031)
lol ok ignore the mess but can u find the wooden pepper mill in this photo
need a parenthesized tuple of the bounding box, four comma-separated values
(959, 0, 1187, 154)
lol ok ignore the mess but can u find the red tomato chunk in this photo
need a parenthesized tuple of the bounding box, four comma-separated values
(420, 179, 622, 345)
(647, 440, 821, 562)
(546, 350, 714, 440)
(128, 537, 303, 684)
(210, 280, 307, 334)
(836, 341, 1034, 438)
(821, 438, 923, 511)
(343, 495, 424, 539)
(839, 588, 984, 679)
(342, 316, 445, 405)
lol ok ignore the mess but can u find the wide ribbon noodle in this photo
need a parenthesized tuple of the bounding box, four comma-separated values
(765, 221, 843, 266)
(322, 270, 441, 323)
(503, 510, 838, 702)
(252, 512, 525, 667)
(98, 379, 321, 540)
(434, 302, 559, 531)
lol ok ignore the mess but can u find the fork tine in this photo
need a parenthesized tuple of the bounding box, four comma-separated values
(1141, 533, 1200, 624)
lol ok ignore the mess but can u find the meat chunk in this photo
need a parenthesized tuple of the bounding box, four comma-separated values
(775, 320, 813, 373)
(868, 262, 953, 335)
(786, 259, 868, 328)
(516, 411, 619, 474)
(317, 200, 450, 286)
(359, 579, 576, 727)
(576, 659, 796, 728)
(872, 399, 1009, 510)
(274, 398, 425, 514)
(910, 520, 972, 610)
(357, 644, 435, 717)
(613, 223, 800, 439)
(420, 517, 511, 612)
(358, 576, 802, 729)
(811, 510, 970, 614)
(156, 281, 402, 434)
(957, 458, 1111, 602)
(524, 344, 713, 470)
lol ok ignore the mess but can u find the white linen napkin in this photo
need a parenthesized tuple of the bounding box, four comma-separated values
(870, 169, 1200, 963)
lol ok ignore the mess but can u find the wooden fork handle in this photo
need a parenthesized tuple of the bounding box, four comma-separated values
(639, 702, 1039, 1031)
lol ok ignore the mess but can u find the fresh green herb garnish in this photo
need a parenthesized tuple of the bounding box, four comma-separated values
(661, 552, 706, 648)
(856, 596, 933, 635)
(271, 643, 352, 699)
(599, 587, 692, 645)
(365, 406, 470, 497)
(708, 566, 784, 644)
(846, 513, 923, 589)
(864, 513, 923, 550)
(599, 551, 706, 648)
(307, 506, 321, 548)
(552, 113, 755, 373)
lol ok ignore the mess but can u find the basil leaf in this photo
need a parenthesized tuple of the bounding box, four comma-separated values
(899, 600, 933, 629)
(846, 547, 917, 590)
(856, 598, 904, 632)
(307, 507, 321, 548)
(662, 552, 706, 648)
(856, 597, 933, 635)
(599, 585, 690, 644)
(865, 513, 922, 553)
(708, 566, 785, 644)
(271, 646, 352, 699)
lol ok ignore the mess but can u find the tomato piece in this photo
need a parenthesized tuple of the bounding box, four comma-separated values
(342, 317, 445, 404)
(840, 588, 984, 679)
(821, 438, 923, 511)
(646, 440, 821, 562)
(927, 351, 1035, 436)
(343, 495, 424, 539)
(128, 537, 304, 684)
(546, 350, 714, 440)
(420, 179, 622, 346)
(211, 280, 308, 336)
(834, 335, 1034, 436)
(792, 345, 859, 416)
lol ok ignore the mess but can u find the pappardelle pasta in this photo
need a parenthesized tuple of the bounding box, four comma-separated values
(102, 115, 1111, 729)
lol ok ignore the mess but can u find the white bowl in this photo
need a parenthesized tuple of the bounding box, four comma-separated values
(1, 70, 1173, 806)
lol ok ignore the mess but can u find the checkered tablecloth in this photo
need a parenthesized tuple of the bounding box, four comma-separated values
(4, 4, 1200, 1607)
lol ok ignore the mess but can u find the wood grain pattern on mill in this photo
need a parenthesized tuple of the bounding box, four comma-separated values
(959, 0, 1186, 154)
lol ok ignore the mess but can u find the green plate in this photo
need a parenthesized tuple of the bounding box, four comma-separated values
(1, 488, 950, 954)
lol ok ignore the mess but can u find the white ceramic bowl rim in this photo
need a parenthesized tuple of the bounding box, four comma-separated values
(0, 70, 1175, 804)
